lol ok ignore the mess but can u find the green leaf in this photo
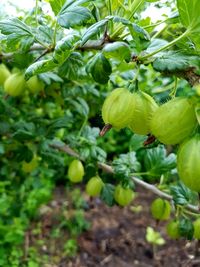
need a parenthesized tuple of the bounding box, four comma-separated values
(12, 130, 35, 142)
(0, 18, 33, 36)
(177, 0, 200, 49)
(179, 218, 194, 240)
(58, 1, 91, 28)
(103, 42, 131, 61)
(177, 0, 200, 33)
(25, 59, 58, 80)
(0, 18, 34, 48)
(59, 52, 83, 80)
(143, 145, 176, 177)
(170, 182, 196, 206)
(81, 126, 100, 144)
(113, 152, 141, 181)
(46, 116, 70, 137)
(86, 53, 112, 84)
(153, 51, 191, 72)
(53, 34, 80, 63)
(81, 18, 109, 45)
(146, 39, 169, 54)
(12, 122, 36, 142)
(90, 146, 107, 162)
(100, 184, 115, 206)
(146, 227, 165, 245)
(48, 0, 66, 15)
(129, 134, 147, 151)
(13, 145, 34, 162)
(71, 97, 89, 117)
(39, 72, 63, 85)
(128, 23, 150, 41)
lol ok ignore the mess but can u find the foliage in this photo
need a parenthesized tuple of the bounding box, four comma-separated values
(0, 0, 200, 265)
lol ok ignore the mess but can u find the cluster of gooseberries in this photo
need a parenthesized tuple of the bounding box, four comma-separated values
(67, 159, 135, 207)
(150, 198, 200, 240)
(0, 63, 44, 97)
(101, 88, 199, 193)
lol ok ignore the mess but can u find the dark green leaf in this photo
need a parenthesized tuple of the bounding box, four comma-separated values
(12, 130, 35, 141)
(71, 97, 89, 117)
(113, 152, 141, 180)
(58, 3, 91, 28)
(103, 42, 131, 61)
(81, 126, 99, 144)
(86, 53, 112, 84)
(0, 18, 33, 36)
(90, 146, 107, 162)
(0, 18, 34, 48)
(153, 51, 191, 72)
(25, 59, 58, 80)
(146, 39, 169, 54)
(59, 52, 83, 79)
(81, 19, 109, 45)
(170, 182, 196, 206)
(130, 134, 147, 151)
(39, 72, 63, 85)
(143, 145, 176, 177)
(13, 145, 34, 162)
(100, 184, 115, 206)
(128, 23, 150, 40)
(53, 34, 80, 63)
(179, 218, 194, 240)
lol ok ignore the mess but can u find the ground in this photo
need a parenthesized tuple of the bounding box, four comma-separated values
(26, 186, 200, 267)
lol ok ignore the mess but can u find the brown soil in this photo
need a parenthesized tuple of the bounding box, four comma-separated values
(26, 186, 200, 267)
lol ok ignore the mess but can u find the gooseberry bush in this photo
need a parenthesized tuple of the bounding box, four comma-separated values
(0, 0, 200, 265)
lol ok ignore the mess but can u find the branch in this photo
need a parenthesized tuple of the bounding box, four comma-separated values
(51, 143, 200, 214)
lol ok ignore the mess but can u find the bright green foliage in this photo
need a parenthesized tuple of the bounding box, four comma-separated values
(0, 0, 200, 265)
(146, 227, 165, 245)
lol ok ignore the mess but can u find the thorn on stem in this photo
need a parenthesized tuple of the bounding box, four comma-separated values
(144, 134, 156, 146)
(99, 124, 112, 137)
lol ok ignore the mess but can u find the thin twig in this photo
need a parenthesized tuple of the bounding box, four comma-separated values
(51, 143, 200, 214)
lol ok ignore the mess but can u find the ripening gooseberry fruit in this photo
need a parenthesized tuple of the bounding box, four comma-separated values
(129, 91, 158, 135)
(86, 176, 104, 197)
(150, 97, 198, 145)
(22, 155, 39, 173)
(26, 75, 45, 94)
(114, 184, 135, 206)
(177, 134, 200, 192)
(4, 72, 26, 97)
(150, 198, 171, 221)
(0, 64, 11, 85)
(102, 88, 135, 130)
(166, 220, 180, 239)
(67, 159, 84, 183)
(193, 218, 200, 239)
